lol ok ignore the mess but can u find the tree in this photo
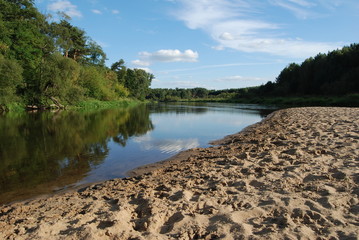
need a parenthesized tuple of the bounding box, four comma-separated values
(111, 59, 127, 85)
(275, 63, 300, 95)
(83, 39, 107, 66)
(39, 53, 82, 107)
(0, 0, 52, 74)
(79, 66, 124, 101)
(192, 88, 209, 98)
(0, 0, 158, 108)
(124, 68, 153, 100)
(0, 55, 23, 110)
(50, 19, 87, 61)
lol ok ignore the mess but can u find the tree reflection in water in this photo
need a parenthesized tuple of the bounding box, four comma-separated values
(0, 104, 153, 204)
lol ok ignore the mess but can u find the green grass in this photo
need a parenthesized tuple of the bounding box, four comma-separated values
(0, 102, 26, 113)
(3, 94, 359, 112)
(234, 94, 359, 107)
(154, 94, 359, 107)
(72, 99, 143, 110)
(1, 99, 144, 113)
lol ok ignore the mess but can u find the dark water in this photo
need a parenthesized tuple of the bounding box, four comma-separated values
(0, 103, 276, 204)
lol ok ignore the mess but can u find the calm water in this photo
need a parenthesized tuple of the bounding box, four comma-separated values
(0, 103, 276, 204)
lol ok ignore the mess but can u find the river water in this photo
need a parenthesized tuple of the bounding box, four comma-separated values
(0, 102, 276, 204)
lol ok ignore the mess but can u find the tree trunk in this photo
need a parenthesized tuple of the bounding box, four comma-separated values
(0, 104, 8, 112)
(49, 96, 64, 109)
(0, 105, 4, 112)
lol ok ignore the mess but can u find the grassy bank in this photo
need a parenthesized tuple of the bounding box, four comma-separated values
(154, 94, 359, 107)
(3, 103, 27, 112)
(72, 99, 143, 110)
(0, 99, 144, 113)
(234, 94, 359, 107)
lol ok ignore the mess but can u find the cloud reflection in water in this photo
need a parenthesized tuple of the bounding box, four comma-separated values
(134, 135, 200, 154)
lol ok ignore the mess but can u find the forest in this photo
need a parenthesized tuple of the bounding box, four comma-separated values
(146, 44, 359, 105)
(0, 0, 153, 111)
(244, 43, 359, 97)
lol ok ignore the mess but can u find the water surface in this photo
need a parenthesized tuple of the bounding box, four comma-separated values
(0, 103, 276, 204)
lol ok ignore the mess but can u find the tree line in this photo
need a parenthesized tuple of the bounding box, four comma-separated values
(147, 44, 359, 102)
(247, 43, 359, 98)
(0, 0, 153, 111)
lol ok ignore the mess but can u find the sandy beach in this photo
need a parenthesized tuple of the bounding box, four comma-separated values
(0, 107, 358, 239)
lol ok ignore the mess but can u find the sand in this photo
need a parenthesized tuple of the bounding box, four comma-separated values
(0, 107, 358, 240)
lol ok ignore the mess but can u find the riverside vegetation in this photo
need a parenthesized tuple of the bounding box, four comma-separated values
(0, 0, 153, 112)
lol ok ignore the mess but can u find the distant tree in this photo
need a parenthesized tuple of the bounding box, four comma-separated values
(178, 88, 191, 99)
(192, 88, 209, 98)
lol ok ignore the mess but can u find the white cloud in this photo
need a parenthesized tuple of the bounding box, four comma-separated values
(133, 49, 199, 66)
(132, 59, 151, 67)
(269, 0, 316, 19)
(288, 0, 315, 7)
(172, 0, 342, 58)
(157, 61, 281, 74)
(112, 9, 120, 14)
(137, 67, 153, 73)
(91, 9, 102, 14)
(219, 32, 234, 40)
(152, 79, 205, 89)
(47, 0, 82, 18)
(216, 75, 265, 82)
(174, 0, 251, 29)
(208, 75, 272, 89)
(214, 36, 338, 58)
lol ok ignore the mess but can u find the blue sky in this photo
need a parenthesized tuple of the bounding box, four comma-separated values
(34, 0, 358, 90)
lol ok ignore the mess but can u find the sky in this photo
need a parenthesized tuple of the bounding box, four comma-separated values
(34, 0, 359, 90)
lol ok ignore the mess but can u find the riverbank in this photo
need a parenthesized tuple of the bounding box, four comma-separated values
(159, 94, 359, 107)
(0, 99, 143, 113)
(1, 107, 358, 239)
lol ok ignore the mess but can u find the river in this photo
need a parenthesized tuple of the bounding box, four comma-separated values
(0, 102, 276, 204)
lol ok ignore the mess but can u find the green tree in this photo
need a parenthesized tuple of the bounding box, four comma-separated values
(83, 39, 107, 66)
(111, 59, 127, 85)
(0, 0, 52, 71)
(0, 55, 23, 110)
(50, 19, 87, 61)
(124, 68, 153, 100)
(0, 0, 158, 108)
(39, 53, 83, 107)
(192, 88, 209, 98)
(275, 63, 300, 95)
(79, 66, 121, 101)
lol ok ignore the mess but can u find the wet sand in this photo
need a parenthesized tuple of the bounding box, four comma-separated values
(0, 107, 358, 239)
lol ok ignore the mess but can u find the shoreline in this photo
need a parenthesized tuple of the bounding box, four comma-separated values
(1, 107, 358, 239)
(127, 109, 277, 178)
